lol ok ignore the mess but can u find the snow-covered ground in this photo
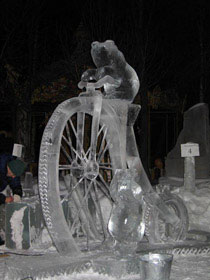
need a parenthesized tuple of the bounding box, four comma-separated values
(6, 177, 209, 279)
(1, 250, 209, 280)
(38, 254, 210, 280)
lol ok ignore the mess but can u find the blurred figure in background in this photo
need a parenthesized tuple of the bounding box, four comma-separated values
(151, 157, 164, 185)
(0, 154, 26, 245)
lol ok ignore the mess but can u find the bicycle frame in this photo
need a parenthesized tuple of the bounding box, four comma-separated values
(79, 85, 181, 229)
(38, 82, 182, 256)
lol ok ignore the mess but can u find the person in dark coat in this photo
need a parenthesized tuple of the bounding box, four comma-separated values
(0, 154, 26, 204)
(0, 154, 26, 245)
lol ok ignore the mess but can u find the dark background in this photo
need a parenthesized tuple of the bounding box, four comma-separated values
(0, 0, 210, 173)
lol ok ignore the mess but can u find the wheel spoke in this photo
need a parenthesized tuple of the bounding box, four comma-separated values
(92, 180, 108, 238)
(95, 176, 112, 201)
(68, 176, 85, 197)
(97, 127, 108, 159)
(61, 144, 72, 163)
(99, 162, 112, 166)
(99, 166, 113, 171)
(68, 119, 88, 161)
(62, 135, 85, 162)
(85, 147, 91, 158)
(97, 124, 106, 138)
(64, 123, 75, 160)
(89, 96, 102, 161)
(59, 164, 72, 170)
(70, 178, 101, 240)
(59, 164, 84, 170)
(70, 180, 97, 240)
(98, 173, 111, 191)
(77, 112, 85, 158)
(97, 139, 111, 163)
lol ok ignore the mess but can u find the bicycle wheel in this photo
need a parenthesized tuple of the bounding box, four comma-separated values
(145, 193, 189, 243)
(39, 94, 125, 255)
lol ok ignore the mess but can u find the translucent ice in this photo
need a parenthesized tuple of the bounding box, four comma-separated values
(80, 40, 140, 102)
(38, 39, 187, 257)
(108, 169, 145, 244)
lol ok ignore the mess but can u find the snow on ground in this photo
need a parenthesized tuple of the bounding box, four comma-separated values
(36, 254, 210, 280)
(39, 269, 126, 280)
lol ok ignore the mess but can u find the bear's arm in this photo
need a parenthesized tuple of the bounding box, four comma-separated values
(81, 69, 97, 82)
(81, 66, 120, 88)
(95, 66, 115, 80)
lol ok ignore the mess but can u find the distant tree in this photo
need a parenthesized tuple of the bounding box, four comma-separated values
(0, 0, 45, 160)
(120, 0, 174, 175)
(81, 0, 176, 175)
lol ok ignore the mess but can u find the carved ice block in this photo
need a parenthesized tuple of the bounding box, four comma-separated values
(5, 199, 72, 250)
(5, 202, 30, 250)
(62, 199, 70, 225)
(0, 204, 5, 233)
(23, 172, 34, 197)
(165, 103, 210, 179)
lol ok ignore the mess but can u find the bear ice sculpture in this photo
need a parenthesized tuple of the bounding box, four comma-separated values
(80, 40, 140, 102)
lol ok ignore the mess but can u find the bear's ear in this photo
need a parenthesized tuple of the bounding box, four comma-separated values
(91, 41, 99, 48)
(105, 40, 115, 44)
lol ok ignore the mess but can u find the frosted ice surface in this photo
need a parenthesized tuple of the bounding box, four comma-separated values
(10, 206, 27, 249)
(31, 255, 210, 280)
(108, 169, 144, 245)
(174, 186, 210, 233)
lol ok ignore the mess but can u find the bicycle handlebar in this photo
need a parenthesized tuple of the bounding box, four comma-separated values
(78, 75, 120, 90)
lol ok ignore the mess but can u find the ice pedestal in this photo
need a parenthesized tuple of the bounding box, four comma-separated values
(5, 202, 30, 249)
(23, 172, 36, 197)
(184, 156, 196, 192)
(5, 198, 70, 250)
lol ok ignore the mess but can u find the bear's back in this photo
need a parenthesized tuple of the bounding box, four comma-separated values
(91, 40, 139, 102)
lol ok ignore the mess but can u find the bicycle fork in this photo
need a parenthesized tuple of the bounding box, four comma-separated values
(125, 104, 181, 230)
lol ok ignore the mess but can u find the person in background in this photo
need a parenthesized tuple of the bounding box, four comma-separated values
(151, 157, 164, 185)
(0, 154, 26, 245)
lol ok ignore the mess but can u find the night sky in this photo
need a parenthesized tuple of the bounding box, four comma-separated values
(1, 0, 210, 108)
(1, 0, 210, 166)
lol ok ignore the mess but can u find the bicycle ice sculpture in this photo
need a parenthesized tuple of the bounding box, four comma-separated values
(38, 40, 188, 256)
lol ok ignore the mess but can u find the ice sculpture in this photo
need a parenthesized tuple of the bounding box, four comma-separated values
(38, 40, 188, 257)
(164, 103, 210, 180)
(108, 169, 145, 244)
(80, 40, 140, 102)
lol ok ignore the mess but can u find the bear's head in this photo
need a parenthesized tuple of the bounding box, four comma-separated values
(91, 40, 126, 68)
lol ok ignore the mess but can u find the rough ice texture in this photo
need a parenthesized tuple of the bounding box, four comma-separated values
(174, 186, 210, 234)
(10, 206, 27, 249)
(81, 40, 140, 102)
(35, 255, 210, 280)
(3, 253, 210, 280)
(108, 169, 144, 245)
(38, 270, 118, 280)
(165, 103, 210, 179)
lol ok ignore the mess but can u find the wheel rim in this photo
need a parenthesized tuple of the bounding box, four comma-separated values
(145, 193, 188, 243)
(60, 112, 117, 243)
(155, 202, 181, 242)
(39, 97, 124, 255)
